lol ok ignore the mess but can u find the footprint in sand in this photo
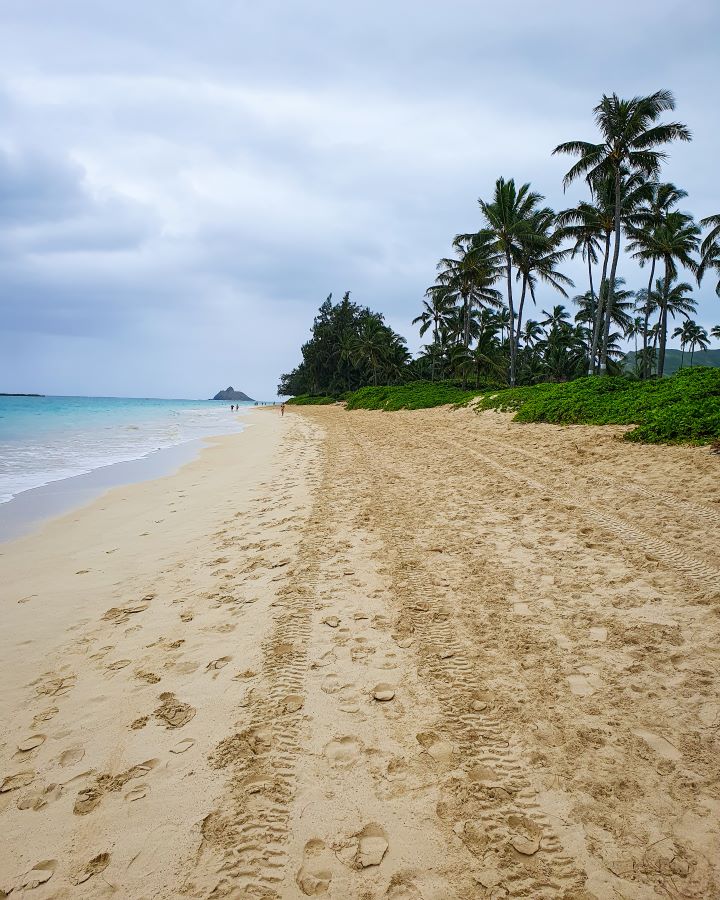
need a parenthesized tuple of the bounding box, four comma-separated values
(324, 736, 363, 768)
(295, 838, 333, 895)
(15, 735, 46, 755)
(59, 746, 85, 767)
(106, 659, 132, 671)
(34, 674, 76, 698)
(416, 732, 456, 764)
(17, 860, 57, 890)
(336, 823, 389, 869)
(205, 656, 232, 675)
(170, 738, 195, 754)
(153, 692, 196, 728)
(32, 707, 58, 727)
(633, 728, 682, 761)
(71, 853, 111, 885)
(282, 694, 304, 713)
(1, 771, 35, 793)
(125, 785, 148, 802)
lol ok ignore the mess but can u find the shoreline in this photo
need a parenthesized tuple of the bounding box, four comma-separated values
(0, 415, 252, 543)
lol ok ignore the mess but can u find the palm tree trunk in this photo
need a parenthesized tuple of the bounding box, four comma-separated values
(590, 231, 611, 375)
(505, 251, 516, 386)
(680, 346, 685, 369)
(690, 344, 694, 367)
(657, 262, 671, 378)
(431, 322, 438, 382)
(586, 253, 595, 375)
(599, 171, 623, 376)
(641, 258, 656, 379)
(462, 293, 470, 349)
(515, 276, 528, 350)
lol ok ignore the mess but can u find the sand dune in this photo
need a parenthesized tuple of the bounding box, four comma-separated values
(1, 405, 718, 898)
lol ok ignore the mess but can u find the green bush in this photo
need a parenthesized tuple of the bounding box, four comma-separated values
(474, 367, 720, 444)
(345, 381, 489, 411)
(286, 394, 337, 405)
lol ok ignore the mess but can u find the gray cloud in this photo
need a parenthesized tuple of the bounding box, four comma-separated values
(0, 0, 718, 399)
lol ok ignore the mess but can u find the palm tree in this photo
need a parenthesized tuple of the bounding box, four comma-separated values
(436, 230, 503, 350)
(699, 213, 720, 297)
(478, 178, 549, 385)
(513, 209, 573, 352)
(712, 325, 720, 342)
(413, 285, 456, 380)
(688, 324, 710, 366)
(554, 90, 691, 374)
(626, 181, 689, 377)
(629, 211, 700, 376)
(672, 319, 695, 368)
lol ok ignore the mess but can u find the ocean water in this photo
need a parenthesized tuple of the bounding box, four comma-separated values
(0, 395, 255, 504)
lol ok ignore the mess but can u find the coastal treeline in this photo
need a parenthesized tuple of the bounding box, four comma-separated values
(280, 90, 720, 398)
(277, 292, 410, 397)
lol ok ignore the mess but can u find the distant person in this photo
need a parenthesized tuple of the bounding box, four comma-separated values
(281, 403, 285, 417)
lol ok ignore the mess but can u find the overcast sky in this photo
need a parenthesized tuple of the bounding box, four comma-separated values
(0, 0, 718, 399)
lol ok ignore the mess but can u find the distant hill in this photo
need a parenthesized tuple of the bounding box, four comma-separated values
(212, 386, 255, 401)
(624, 348, 720, 376)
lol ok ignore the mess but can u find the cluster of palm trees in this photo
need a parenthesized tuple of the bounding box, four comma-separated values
(417, 90, 720, 385)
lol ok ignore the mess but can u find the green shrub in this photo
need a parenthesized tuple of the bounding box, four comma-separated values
(286, 394, 337, 405)
(474, 367, 720, 444)
(344, 381, 489, 411)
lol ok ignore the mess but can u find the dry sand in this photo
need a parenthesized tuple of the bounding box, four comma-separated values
(1, 405, 719, 899)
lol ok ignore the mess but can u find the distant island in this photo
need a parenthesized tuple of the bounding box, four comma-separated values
(0, 392, 45, 397)
(211, 386, 255, 402)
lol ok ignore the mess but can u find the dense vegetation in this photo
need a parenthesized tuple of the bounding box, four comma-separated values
(279, 90, 720, 441)
(278, 292, 410, 397)
(342, 367, 720, 444)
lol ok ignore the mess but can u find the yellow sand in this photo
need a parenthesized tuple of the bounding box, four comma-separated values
(1, 405, 719, 898)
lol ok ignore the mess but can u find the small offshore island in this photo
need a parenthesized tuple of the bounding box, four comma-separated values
(0, 392, 45, 397)
(211, 386, 255, 402)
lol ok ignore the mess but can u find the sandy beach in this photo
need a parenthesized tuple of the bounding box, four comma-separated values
(1, 405, 719, 899)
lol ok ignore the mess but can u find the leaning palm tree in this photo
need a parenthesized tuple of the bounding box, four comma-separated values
(478, 178, 549, 385)
(554, 90, 691, 374)
(698, 213, 720, 297)
(513, 208, 573, 352)
(712, 325, 720, 341)
(687, 324, 710, 367)
(629, 211, 700, 376)
(672, 319, 696, 368)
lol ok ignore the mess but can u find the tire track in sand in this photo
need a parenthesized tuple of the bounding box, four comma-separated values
(345, 427, 588, 899)
(438, 435, 720, 583)
(190, 416, 325, 899)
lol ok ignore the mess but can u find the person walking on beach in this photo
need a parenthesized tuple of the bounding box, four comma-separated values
(281, 403, 285, 417)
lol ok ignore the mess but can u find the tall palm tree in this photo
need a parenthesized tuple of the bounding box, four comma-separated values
(478, 178, 549, 385)
(627, 182, 689, 377)
(554, 90, 691, 375)
(711, 325, 720, 342)
(699, 213, 720, 297)
(629, 212, 700, 376)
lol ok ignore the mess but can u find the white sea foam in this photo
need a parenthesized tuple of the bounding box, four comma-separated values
(0, 398, 253, 504)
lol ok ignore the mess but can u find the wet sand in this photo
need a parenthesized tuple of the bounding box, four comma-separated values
(1, 405, 718, 898)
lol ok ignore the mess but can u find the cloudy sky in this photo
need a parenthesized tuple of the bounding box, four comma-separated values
(1, 0, 718, 399)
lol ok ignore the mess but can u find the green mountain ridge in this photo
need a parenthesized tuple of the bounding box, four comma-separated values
(624, 348, 720, 376)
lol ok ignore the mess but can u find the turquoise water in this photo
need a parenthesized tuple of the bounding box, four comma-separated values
(0, 395, 254, 503)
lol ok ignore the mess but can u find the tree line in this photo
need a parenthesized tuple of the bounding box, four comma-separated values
(280, 91, 720, 396)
